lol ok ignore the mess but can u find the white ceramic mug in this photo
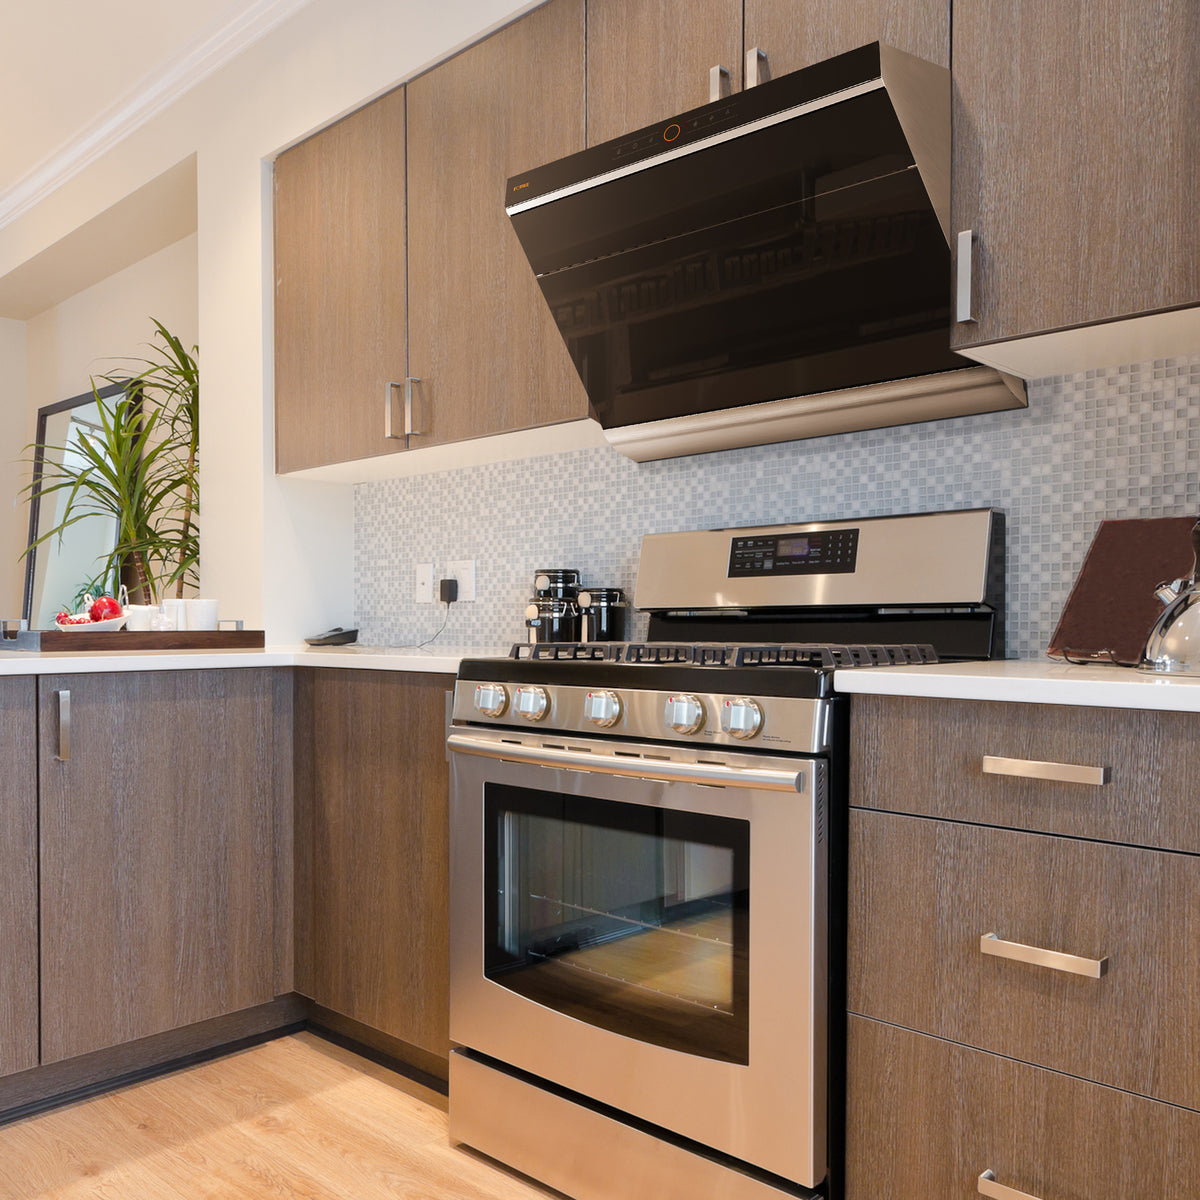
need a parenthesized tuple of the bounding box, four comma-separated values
(124, 604, 157, 631)
(184, 598, 219, 631)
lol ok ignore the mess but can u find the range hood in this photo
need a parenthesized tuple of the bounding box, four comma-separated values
(507, 43, 1025, 461)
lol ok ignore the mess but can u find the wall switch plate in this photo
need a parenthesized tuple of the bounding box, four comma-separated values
(447, 559, 476, 602)
(415, 562, 434, 603)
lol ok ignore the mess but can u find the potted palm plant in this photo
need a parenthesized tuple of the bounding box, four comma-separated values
(22, 319, 199, 609)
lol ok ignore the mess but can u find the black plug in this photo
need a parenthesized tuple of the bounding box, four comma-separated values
(439, 578, 458, 604)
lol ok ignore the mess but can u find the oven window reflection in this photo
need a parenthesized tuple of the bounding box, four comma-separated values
(483, 784, 750, 1065)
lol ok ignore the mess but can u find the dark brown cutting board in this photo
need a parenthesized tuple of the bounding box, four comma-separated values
(1047, 516, 1198, 665)
(4, 629, 265, 653)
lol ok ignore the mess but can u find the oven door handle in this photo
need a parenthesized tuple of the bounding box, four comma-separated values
(447, 731, 806, 792)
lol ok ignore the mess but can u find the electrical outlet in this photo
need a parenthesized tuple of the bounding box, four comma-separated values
(415, 562, 434, 603)
(447, 559, 476, 602)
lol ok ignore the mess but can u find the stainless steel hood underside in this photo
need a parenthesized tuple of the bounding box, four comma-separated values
(508, 43, 1026, 461)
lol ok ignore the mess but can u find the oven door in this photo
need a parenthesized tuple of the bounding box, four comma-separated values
(448, 728, 827, 1189)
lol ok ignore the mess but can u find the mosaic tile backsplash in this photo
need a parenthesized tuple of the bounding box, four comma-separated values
(354, 356, 1200, 660)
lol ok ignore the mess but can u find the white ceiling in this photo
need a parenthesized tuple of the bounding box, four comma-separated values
(0, 0, 312, 224)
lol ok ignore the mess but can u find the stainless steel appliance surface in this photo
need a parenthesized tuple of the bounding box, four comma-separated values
(506, 43, 1024, 461)
(447, 509, 1004, 1200)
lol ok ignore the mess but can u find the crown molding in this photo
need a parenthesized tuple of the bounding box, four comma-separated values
(0, 0, 313, 232)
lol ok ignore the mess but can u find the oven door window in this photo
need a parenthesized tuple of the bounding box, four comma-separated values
(483, 783, 750, 1065)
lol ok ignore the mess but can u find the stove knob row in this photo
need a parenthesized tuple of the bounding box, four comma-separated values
(664, 693, 705, 735)
(513, 684, 550, 722)
(583, 689, 622, 728)
(473, 682, 509, 718)
(721, 697, 764, 740)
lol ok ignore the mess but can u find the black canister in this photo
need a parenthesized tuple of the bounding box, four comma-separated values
(525, 597, 581, 643)
(533, 568, 580, 600)
(578, 588, 627, 642)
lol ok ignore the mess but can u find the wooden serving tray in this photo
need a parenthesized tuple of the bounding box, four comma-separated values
(5, 629, 265, 653)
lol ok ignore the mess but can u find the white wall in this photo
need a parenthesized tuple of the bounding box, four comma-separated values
(0, 318, 28, 615)
(0, 0, 536, 642)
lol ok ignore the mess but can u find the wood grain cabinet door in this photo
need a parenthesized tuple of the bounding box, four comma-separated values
(293, 670, 451, 1063)
(273, 86, 408, 473)
(585, 0, 743, 145)
(38, 671, 279, 1064)
(405, 0, 588, 447)
(0, 678, 38, 1077)
(744, 0, 949, 75)
(846, 1015, 1200, 1200)
(850, 694, 1200, 854)
(848, 809, 1200, 1110)
(950, 0, 1200, 348)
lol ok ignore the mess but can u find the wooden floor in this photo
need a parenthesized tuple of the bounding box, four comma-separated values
(0, 1032, 564, 1199)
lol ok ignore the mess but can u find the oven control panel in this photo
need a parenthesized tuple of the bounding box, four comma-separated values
(727, 529, 858, 577)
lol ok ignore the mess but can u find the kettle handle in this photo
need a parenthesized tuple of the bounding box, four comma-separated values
(1191, 519, 1200, 583)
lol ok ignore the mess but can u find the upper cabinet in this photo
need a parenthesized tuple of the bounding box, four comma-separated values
(405, 0, 587, 448)
(950, 0, 1200, 351)
(584, 0, 743, 144)
(274, 87, 408, 474)
(744, 0, 949, 72)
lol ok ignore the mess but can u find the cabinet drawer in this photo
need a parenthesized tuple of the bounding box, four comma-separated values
(848, 809, 1200, 1109)
(850, 694, 1200, 853)
(846, 1015, 1200, 1200)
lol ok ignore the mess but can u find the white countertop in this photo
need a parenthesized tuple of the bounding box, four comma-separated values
(0, 644, 462, 676)
(832, 658, 1200, 713)
(5, 644, 1199, 713)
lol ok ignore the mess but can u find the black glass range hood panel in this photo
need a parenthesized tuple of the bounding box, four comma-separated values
(507, 44, 963, 434)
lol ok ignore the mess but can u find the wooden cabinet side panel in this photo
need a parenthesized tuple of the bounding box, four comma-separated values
(585, 0, 743, 145)
(848, 809, 1200, 1109)
(296, 670, 451, 1060)
(849, 694, 1200, 853)
(39, 671, 278, 1064)
(406, 0, 588, 446)
(274, 86, 408, 472)
(846, 1016, 1200, 1200)
(744, 0, 949, 74)
(0, 677, 38, 1077)
(951, 0, 1200, 347)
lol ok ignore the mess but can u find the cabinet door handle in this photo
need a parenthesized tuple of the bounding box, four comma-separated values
(745, 47, 769, 88)
(981, 754, 1110, 786)
(709, 64, 730, 102)
(384, 378, 422, 442)
(55, 689, 70, 761)
(981, 932, 1109, 979)
(956, 228, 976, 323)
(384, 381, 404, 440)
(979, 1169, 1042, 1200)
(404, 376, 421, 438)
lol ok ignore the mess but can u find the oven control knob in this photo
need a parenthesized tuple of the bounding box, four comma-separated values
(583, 689, 622, 728)
(514, 685, 550, 722)
(721, 697, 764, 739)
(473, 683, 509, 718)
(664, 693, 705, 735)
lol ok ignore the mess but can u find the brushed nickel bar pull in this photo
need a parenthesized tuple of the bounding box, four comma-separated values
(56, 689, 70, 762)
(709, 64, 731, 103)
(404, 376, 421, 438)
(982, 754, 1111, 786)
(384, 381, 404, 440)
(981, 932, 1108, 979)
(979, 1169, 1042, 1200)
(956, 229, 976, 323)
(745, 47, 769, 88)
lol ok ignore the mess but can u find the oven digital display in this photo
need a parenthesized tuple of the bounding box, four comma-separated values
(727, 528, 859, 577)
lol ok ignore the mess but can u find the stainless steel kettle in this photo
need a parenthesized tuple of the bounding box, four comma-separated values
(1139, 520, 1200, 674)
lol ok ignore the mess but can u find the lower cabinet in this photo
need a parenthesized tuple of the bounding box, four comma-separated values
(37, 670, 283, 1064)
(847, 1016, 1200, 1199)
(293, 669, 452, 1066)
(0, 677, 38, 1076)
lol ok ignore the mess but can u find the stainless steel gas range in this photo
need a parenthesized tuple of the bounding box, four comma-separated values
(447, 509, 1004, 1200)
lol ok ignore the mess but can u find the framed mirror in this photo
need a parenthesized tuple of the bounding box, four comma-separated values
(22, 382, 127, 628)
